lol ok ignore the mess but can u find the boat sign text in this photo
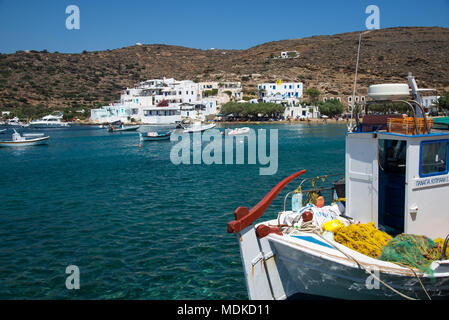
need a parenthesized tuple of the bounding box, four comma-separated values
(414, 175, 449, 189)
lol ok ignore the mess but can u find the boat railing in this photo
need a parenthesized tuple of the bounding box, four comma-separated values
(282, 173, 345, 212)
(354, 99, 430, 134)
(227, 170, 307, 234)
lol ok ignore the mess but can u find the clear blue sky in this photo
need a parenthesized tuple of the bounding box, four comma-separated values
(0, 0, 448, 53)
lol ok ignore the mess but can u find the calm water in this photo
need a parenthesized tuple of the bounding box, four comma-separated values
(0, 123, 346, 299)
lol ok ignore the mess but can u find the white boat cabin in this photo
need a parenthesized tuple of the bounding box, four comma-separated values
(346, 131, 449, 239)
(346, 76, 448, 239)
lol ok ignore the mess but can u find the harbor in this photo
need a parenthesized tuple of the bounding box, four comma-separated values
(0, 122, 346, 299)
(0, 0, 449, 306)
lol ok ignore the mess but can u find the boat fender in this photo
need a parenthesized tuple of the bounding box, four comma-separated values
(301, 211, 313, 222)
(256, 224, 283, 239)
(316, 196, 324, 208)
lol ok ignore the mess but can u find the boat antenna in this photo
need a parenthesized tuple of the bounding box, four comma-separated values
(348, 31, 370, 132)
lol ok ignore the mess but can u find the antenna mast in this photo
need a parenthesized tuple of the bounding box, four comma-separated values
(348, 31, 364, 132)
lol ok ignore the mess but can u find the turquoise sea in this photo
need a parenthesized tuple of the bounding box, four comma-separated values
(0, 123, 346, 299)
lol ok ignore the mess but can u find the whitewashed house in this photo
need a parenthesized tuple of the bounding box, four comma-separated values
(199, 81, 243, 104)
(280, 51, 299, 59)
(422, 95, 440, 113)
(91, 78, 222, 124)
(258, 82, 303, 106)
(284, 105, 319, 119)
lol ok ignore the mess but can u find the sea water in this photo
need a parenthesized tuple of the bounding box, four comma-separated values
(0, 123, 346, 299)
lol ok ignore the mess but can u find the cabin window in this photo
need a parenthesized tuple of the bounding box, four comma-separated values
(420, 140, 448, 177)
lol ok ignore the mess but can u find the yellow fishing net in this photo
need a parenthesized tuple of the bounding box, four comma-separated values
(434, 238, 449, 259)
(334, 222, 392, 258)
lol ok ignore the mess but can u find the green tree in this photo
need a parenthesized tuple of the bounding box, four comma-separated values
(220, 102, 285, 119)
(438, 92, 449, 111)
(318, 99, 344, 117)
(305, 87, 321, 105)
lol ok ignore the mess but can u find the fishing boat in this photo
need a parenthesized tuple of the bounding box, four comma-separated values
(0, 130, 49, 147)
(28, 114, 70, 128)
(139, 130, 171, 141)
(177, 121, 216, 133)
(107, 121, 140, 132)
(227, 74, 449, 300)
(223, 127, 251, 135)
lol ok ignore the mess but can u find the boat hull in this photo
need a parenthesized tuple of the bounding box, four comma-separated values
(0, 136, 50, 147)
(108, 125, 140, 132)
(140, 134, 171, 141)
(28, 123, 69, 128)
(182, 123, 216, 133)
(225, 127, 251, 135)
(264, 235, 449, 300)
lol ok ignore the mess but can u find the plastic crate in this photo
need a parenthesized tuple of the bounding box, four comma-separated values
(387, 117, 433, 135)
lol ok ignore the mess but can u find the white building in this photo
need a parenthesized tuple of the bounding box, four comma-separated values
(199, 81, 243, 104)
(258, 82, 303, 106)
(284, 105, 319, 119)
(422, 95, 440, 112)
(280, 51, 299, 59)
(90, 78, 221, 124)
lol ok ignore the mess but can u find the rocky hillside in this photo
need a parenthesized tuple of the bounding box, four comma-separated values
(0, 26, 448, 115)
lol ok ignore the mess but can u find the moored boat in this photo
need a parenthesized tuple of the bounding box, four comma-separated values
(107, 121, 140, 132)
(177, 121, 216, 133)
(223, 127, 250, 135)
(139, 130, 171, 141)
(0, 130, 49, 147)
(227, 74, 449, 300)
(5, 117, 27, 128)
(28, 114, 70, 128)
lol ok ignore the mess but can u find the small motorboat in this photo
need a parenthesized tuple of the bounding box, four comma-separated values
(0, 130, 49, 147)
(108, 121, 140, 132)
(0, 129, 7, 134)
(223, 127, 251, 136)
(139, 131, 171, 141)
(177, 121, 216, 133)
(108, 125, 140, 132)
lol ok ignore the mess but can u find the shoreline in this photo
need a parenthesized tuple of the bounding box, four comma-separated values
(71, 119, 348, 126)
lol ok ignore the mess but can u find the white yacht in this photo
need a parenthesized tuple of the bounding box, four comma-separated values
(5, 117, 27, 128)
(29, 114, 70, 128)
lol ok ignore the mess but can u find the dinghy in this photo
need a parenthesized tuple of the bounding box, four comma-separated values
(228, 74, 449, 300)
(0, 130, 49, 147)
(177, 121, 216, 133)
(223, 127, 250, 135)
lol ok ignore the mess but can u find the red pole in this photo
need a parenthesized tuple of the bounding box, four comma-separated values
(227, 170, 306, 233)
